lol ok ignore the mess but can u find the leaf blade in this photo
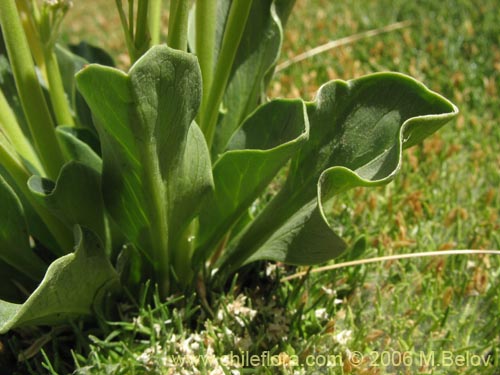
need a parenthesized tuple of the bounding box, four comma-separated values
(0, 226, 118, 334)
(76, 46, 213, 290)
(0, 175, 46, 281)
(196, 99, 309, 263)
(219, 73, 458, 272)
(209, 0, 289, 157)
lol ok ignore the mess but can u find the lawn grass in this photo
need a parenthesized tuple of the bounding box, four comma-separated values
(2, 0, 499, 374)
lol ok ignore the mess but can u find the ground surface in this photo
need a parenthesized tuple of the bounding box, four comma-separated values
(4, 0, 500, 374)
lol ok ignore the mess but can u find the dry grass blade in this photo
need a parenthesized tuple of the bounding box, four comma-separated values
(276, 20, 413, 72)
(280, 249, 500, 282)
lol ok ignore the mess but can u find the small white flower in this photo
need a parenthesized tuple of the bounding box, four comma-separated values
(334, 329, 352, 346)
(44, 0, 73, 10)
(217, 295, 257, 324)
(321, 286, 336, 296)
(136, 344, 162, 367)
(315, 308, 328, 320)
(266, 263, 277, 277)
(153, 323, 161, 337)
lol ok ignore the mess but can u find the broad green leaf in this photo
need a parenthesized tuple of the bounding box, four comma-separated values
(195, 99, 309, 264)
(0, 55, 43, 174)
(0, 135, 61, 252)
(289, 73, 458, 200)
(0, 175, 46, 281)
(55, 45, 86, 121)
(169, 124, 214, 243)
(262, 0, 297, 90)
(76, 46, 213, 287)
(241, 200, 346, 265)
(273, 0, 296, 27)
(0, 226, 118, 333)
(56, 126, 102, 172)
(219, 73, 458, 273)
(204, 0, 290, 157)
(56, 43, 113, 129)
(54, 47, 90, 130)
(28, 162, 107, 249)
(0, 55, 30, 145)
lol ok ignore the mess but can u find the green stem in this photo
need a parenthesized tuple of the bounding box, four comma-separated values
(117, 0, 151, 63)
(128, 0, 135, 37)
(0, 89, 44, 175)
(44, 49, 75, 126)
(148, 0, 162, 45)
(167, 0, 189, 51)
(217, 184, 307, 277)
(115, 0, 137, 63)
(135, 0, 151, 57)
(173, 219, 198, 288)
(16, 0, 46, 81)
(195, 0, 217, 126)
(201, 0, 253, 148)
(0, 136, 73, 254)
(168, 0, 179, 27)
(168, 0, 179, 44)
(141, 143, 170, 296)
(0, 0, 65, 179)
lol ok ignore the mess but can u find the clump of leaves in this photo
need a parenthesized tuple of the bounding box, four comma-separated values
(0, 0, 457, 333)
